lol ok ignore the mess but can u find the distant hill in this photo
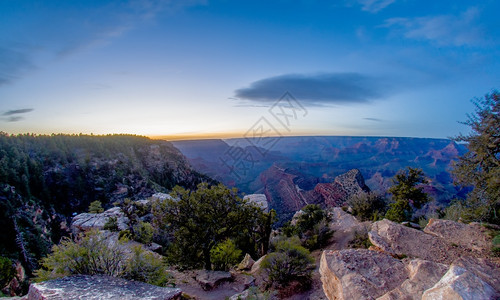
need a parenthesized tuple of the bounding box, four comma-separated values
(173, 136, 469, 211)
(0, 133, 213, 274)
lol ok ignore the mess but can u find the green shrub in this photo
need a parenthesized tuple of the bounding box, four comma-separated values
(210, 239, 242, 271)
(261, 237, 314, 290)
(119, 229, 132, 242)
(0, 256, 15, 288)
(133, 222, 154, 245)
(103, 217, 119, 232)
(34, 230, 126, 282)
(88, 200, 104, 213)
(348, 192, 387, 221)
(284, 205, 333, 250)
(348, 229, 372, 249)
(124, 246, 173, 287)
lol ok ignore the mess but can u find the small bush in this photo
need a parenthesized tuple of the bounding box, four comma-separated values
(88, 200, 104, 213)
(348, 229, 372, 249)
(284, 205, 333, 250)
(261, 237, 314, 290)
(119, 229, 132, 242)
(124, 246, 173, 287)
(0, 256, 15, 288)
(133, 222, 154, 245)
(348, 192, 387, 221)
(103, 217, 119, 232)
(210, 239, 242, 271)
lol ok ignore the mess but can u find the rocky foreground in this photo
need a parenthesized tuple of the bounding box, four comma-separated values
(320, 213, 500, 300)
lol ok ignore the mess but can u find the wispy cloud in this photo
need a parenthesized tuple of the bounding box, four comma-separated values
(1, 108, 34, 122)
(0, 47, 36, 86)
(234, 73, 387, 106)
(382, 7, 484, 46)
(358, 0, 396, 13)
(363, 117, 383, 122)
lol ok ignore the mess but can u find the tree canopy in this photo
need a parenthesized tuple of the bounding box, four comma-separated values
(452, 90, 500, 223)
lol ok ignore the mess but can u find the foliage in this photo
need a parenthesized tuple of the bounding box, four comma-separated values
(451, 90, 500, 224)
(210, 239, 242, 271)
(103, 217, 119, 232)
(34, 230, 172, 286)
(124, 245, 173, 287)
(133, 222, 154, 245)
(261, 237, 314, 290)
(152, 183, 273, 270)
(348, 229, 372, 249)
(34, 230, 126, 281)
(0, 256, 15, 288)
(283, 204, 333, 250)
(118, 230, 132, 242)
(385, 167, 429, 222)
(348, 192, 387, 221)
(88, 201, 104, 213)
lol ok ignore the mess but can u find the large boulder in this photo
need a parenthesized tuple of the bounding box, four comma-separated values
(71, 207, 129, 233)
(320, 249, 408, 300)
(424, 219, 491, 254)
(28, 275, 182, 300)
(452, 256, 500, 294)
(369, 219, 462, 264)
(237, 253, 255, 271)
(195, 270, 232, 291)
(377, 259, 448, 300)
(421, 265, 497, 300)
(243, 194, 269, 212)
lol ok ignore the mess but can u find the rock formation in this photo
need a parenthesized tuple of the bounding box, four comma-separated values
(28, 275, 182, 300)
(243, 194, 269, 212)
(71, 207, 129, 233)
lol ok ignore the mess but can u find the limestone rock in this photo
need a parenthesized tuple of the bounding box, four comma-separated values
(28, 275, 181, 300)
(238, 253, 255, 271)
(369, 219, 461, 264)
(330, 207, 361, 231)
(452, 256, 500, 294)
(424, 218, 491, 254)
(377, 259, 448, 300)
(320, 249, 408, 300)
(71, 207, 129, 233)
(250, 255, 266, 274)
(195, 270, 232, 291)
(290, 210, 305, 226)
(422, 265, 497, 300)
(151, 193, 173, 202)
(243, 194, 269, 212)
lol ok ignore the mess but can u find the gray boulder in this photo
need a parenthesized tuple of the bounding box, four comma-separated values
(422, 265, 497, 300)
(243, 194, 269, 212)
(71, 207, 129, 233)
(28, 275, 181, 300)
(320, 249, 408, 300)
(195, 270, 232, 291)
(238, 253, 255, 271)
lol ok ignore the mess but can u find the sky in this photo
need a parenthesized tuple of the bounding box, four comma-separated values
(1, 0, 499, 140)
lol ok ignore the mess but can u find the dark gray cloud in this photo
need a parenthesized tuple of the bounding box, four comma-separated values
(6, 116, 23, 122)
(363, 117, 383, 122)
(3, 108, 34, 116)
(234, 73, 385, 105)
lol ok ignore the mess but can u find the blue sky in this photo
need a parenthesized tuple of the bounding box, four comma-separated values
(1, 0, 498, 139)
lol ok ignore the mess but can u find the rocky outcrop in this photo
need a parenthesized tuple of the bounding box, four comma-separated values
(378, 259, 448, 300)
(421, 265, 497, 300)
(424, 218, 491, 254)
(320, 249, 408, 300)
(71, 207, 129, 233)
(452, 256, 500, 294)
(369, 219, 462, 264)
(314, 169, 370, 208)
(238, 254, 255, 271)
(28, 275, 182, 300)
(243, 194, 269, 212)
(195, 270, 233, 291)
(250, 255, 266, 274)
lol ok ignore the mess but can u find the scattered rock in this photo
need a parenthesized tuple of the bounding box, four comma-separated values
(378, 259, 448, 300)
(424, 218, 491, 254)
(28, 275, 182, 300)
(369, 219, 461, 264)
(421, 265, 497, 300)
(151, 193, 173, 202)
(71, 207, 129, 233)
(195, 270, 233, 291)
(320, 249, 407, 300)
(238, 254, 255, 271)
(250, 255, 266, 274)
(229, 287, 273, 300)
(243, 194, 269, 212)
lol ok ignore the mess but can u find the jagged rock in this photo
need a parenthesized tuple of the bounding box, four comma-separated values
(71, 207, 129, 233)
(151, 193, 173, 202)
(147, 242, 162, 253)
(290, 210, 305, 226)
(330, 207, 361, 231)
(243, 194, 269, 212)
(421, 265, 497, 300)
(452, 256, 500, 293)
(195, 270, 232, 291)
(250, 255, 266, 274)
(238, 253, 255, 270)
(320, 249, 407, 300)
(377, 259, 448, 300)
(424, 218, 491, 254)
(28, 275, 182, 300)
(369, 219, 461, 264)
